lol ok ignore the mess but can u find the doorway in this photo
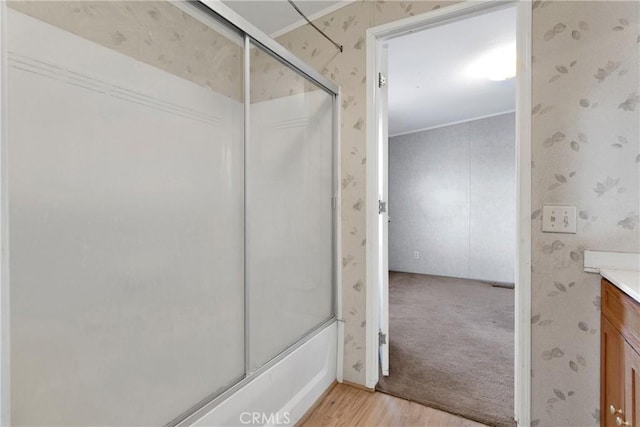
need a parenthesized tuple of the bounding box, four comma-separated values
(367, 2, 531, 425)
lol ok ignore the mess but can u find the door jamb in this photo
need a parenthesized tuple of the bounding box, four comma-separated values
(364, 1, 532, 425)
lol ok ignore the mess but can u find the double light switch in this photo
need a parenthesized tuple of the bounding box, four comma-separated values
(542, 205, 577, 234)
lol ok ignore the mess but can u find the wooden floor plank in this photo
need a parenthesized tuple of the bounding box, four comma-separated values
(298, 383, 487, 427)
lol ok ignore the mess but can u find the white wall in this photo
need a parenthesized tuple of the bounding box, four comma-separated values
(388, 113, 515, 283)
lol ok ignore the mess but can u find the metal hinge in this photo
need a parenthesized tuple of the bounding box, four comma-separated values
(378, 72, 387, 88)
(378, 200, 386, 214)
(332, 196, 337, 209)
(379, 331, 387, 345)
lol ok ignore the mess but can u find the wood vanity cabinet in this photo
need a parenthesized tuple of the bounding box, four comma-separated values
(601, 278, 640, 427)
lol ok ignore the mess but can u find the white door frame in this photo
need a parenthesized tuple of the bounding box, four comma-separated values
(364, 1, 532, 426)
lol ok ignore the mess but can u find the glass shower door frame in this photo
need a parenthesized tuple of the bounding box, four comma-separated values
(0, 1, 8, 425)
(171, 1, 340, 426)
(166, 2, 341, 423)
(0, 0, 340, 424)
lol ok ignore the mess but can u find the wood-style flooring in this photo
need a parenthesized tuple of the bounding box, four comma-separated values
(298, 383, 488, 427)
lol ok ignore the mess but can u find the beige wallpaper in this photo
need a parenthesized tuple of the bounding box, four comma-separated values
(249, 45, 324, 102)
(8, 1, 244, 100)
(530, 1, 639, 426)
(276, 1, 640, 426)
(7, 1, 326, 104)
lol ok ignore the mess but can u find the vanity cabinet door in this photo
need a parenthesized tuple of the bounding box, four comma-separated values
(603, 315, 625, 427)
(623, 342, 640, 427)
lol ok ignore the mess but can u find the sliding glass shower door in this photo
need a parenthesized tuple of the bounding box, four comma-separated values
(248, 44, 334, 371)
(5, 1, 337, 425)
(7, 2, 246, 425)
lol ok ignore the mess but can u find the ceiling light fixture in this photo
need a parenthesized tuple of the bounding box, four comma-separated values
(466, 43, 516, 81)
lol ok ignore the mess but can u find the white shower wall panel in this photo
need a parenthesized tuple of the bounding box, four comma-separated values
(8, 9, 245, 425)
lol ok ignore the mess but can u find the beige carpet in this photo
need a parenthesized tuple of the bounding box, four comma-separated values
(376, 272, 515, 427)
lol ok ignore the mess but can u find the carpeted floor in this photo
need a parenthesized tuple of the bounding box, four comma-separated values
(376, 272, 515, 427)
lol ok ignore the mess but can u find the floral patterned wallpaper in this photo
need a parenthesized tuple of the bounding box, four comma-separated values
(276, 1, 639, 426)
(530, 1, 638, 426)
(8, 1, 244, 101)
(249, 45, 324, 103)
(7, 1, 326, 104)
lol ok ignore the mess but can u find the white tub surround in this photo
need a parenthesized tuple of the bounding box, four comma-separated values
(188, 322, 337, 427)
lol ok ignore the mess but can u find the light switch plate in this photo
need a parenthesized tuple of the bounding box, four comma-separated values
(542, 205, 577, 233)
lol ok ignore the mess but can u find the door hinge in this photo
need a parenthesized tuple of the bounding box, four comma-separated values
(379, 331, 387, 345)
(378, 200, 387, 214)
(332, 196, 337, 209)
(378, 72, 387, 88)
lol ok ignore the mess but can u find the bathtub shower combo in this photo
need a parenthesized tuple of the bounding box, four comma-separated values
(4, 1, 338, 425)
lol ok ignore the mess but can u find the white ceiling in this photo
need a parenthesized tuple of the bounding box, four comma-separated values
(387, 6, 516, 137)
(222, 0, 345, 36)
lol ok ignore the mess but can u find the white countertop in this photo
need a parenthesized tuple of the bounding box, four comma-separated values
(601, 269, 640, 303)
